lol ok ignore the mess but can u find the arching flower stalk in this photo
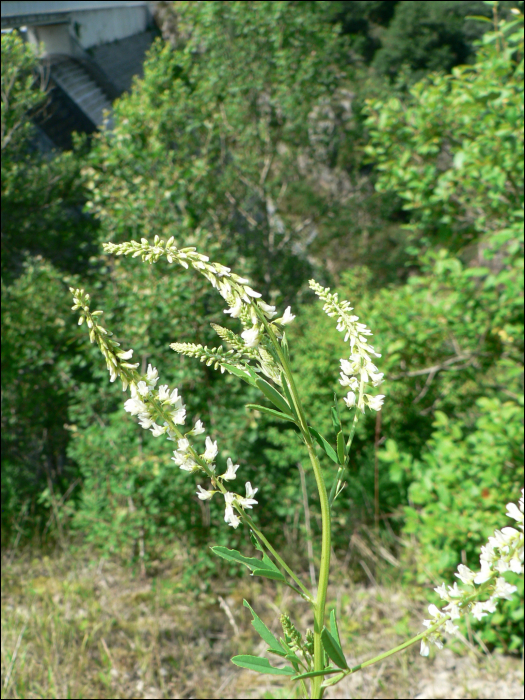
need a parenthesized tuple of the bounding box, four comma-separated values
(70, 285, 258, 531)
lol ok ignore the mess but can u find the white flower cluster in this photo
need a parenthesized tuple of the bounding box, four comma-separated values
(195, 453, 259, 529)
(420, 489, 524, 656)
(309, 280, 385, 413)
(71, 286, 259, 530)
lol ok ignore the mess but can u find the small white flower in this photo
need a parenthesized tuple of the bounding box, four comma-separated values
(434, 583, 448, 600)
(471, 602, 488, 621)
(170, 406, 186, 425)
(146, 364, 159, 387)
(366, 394, 385, 411)
(137, 381, 150, 396)
(243, 285, 262, 298)
(343, 391, 356, 408)
(509, 553, 523, 574)
(158, 385, 170, 401)
(203, 436, 218, 461)
(241, 326, 261, 348)
(178, 438, 190, 452)
(492, 577, 517, 600)
(473, 560, 493, 584)
(370, 372, 385, 387)
(339, 373, 359, 389)
(420, 639, 430, 657)
(280, 306, 295, 325)
(224, 492, 241, 528)
(117, 349, 134, 360)
(124, 397, 148, 415)
(455, 564, 476, 585)
(446, 582, 463, 598)
(237, 482, 258, 509)
(482, 598, 497, 614)
(138, 414, 155, 429)
(444, 620, 459, 635)
(224, 297, 243, 318)
(258, 301, 277, 318)
(427, 604, 443, 619)
(192, 420, 205, 435)
(220, 457, 240, 481)
(443, 602, 460, 620)
(506, 501, 523, 523)
(196, 485, 215, 500)
(150, 423, 167, 437)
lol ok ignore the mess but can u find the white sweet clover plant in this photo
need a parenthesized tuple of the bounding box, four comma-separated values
(70, 235, 523, 699)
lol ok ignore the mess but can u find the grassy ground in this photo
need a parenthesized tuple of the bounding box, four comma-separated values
(1, 544, 523, 699)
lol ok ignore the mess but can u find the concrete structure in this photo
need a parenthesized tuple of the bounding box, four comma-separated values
(2, 1, 160, 149)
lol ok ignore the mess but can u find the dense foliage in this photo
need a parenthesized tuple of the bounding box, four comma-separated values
(2, 0, 523, 651)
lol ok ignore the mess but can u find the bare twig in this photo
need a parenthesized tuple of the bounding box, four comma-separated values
(218, 596, 240, 636)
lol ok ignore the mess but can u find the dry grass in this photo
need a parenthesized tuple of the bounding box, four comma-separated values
(1, 545, 523, 699)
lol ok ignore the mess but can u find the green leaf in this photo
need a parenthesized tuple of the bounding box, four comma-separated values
(331, 405, 341, 432)
(330, 609, 342, 648)
(245, 404, 295, 423)
(247, 534, 282, 574)
(231, 655, 296, 676)
(281, 332, 290, 363)
(243, 600, 283, 652)
(268, 648, 288, 659)
(278, 637, 301, 670)
(336, 431, 346, 465)
(211, 546, 275, 572)
(280, 372, 299, 421)
(222, 363, 258, 387)
(292, 668, 340, 680)
(321, 627, 348, 669)
(255, 377, 292, 415)
(309, 427, 338, 464)
(251, 568, 286, 581)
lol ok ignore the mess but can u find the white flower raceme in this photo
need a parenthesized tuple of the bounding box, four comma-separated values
(220, 457, 240, 481)
(419, 489, 524, 656)
(309, 280, 385, 414)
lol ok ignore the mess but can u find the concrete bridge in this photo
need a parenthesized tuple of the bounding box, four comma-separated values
(2, 1, 160, 149)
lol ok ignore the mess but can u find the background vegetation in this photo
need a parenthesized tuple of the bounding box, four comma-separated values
(1, 2, 523, 694)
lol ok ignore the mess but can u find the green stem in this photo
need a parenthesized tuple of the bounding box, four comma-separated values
(254, 310, 332, 699)
(329, 617, 451, 686)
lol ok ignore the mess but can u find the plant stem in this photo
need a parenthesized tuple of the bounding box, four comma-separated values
(255, 310, 332, 699)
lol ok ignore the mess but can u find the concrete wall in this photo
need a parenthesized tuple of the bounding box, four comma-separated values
(70, 5, 149, 48)
(21, 4, 150, 56)
(2, 2, 148, 20)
